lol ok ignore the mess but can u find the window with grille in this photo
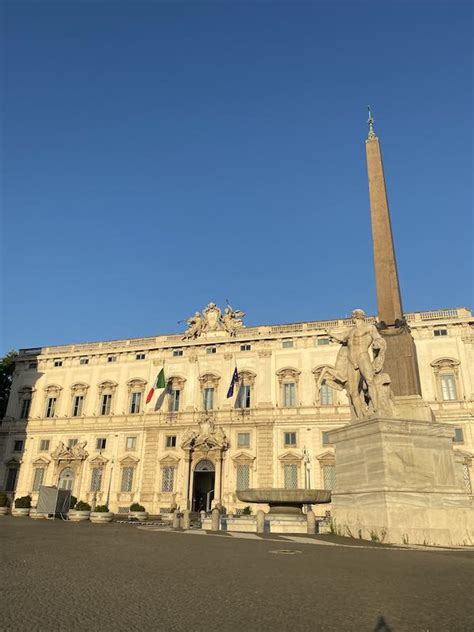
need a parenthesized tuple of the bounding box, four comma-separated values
(236, 464, 250, 491)
(166, 435, 177, 448)
(126, 436, 137, 450)
(320, 382, 334, 405)
(462, 464, 472, 494)
(323, 464, 336, 490)
(90, 467, 103, 492)
(440, 374, 457, 401)
(283, 383, 296, 407)
(169, 389, 180, 412)
(96, 438, 106, 450)
(39, 439, 50, 451)
(121, 467, 134, 492)
(284, 432, 297, 447)
(203, 387, 214, 411)
(68, 438, 78, 448)
(100, 394, 112, 415)
(284, 464, 298, 489)
(20, 397, 31, 419)
(72, 396, 84, 417)
(46, 397, 56, 418)
(162, 467, 174, 492)
(236, 385, 251, 409)
(237, 432, 250, 448)
(32, 468, 45, 491)
(13, 440, 24, 452)
(130, 392, 141, 414)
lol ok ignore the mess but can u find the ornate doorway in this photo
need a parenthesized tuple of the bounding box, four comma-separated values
(192, 460, 215, 512)
(58, 467, 75, 491)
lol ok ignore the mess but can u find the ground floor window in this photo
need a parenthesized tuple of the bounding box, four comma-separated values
(121, 467, 134, 492)
(236, 464, 250, 491)
(90, 467, 103, 492)
(462, 463, 472, 494)
(284, 464, 298, 489)
(162, 466, 175, 492)
(323, 464, 336, 490)
(5, 468, 18, 491)
(32, 468, 45, 491)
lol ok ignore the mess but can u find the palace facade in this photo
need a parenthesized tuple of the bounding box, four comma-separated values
(1, 305, 473, 515)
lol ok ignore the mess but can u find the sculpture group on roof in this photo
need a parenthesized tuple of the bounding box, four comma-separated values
(182, 302, 245, 339)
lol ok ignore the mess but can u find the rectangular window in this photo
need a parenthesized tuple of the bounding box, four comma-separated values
(453, 427, 464, 443)
(126, 436, 137, 450)
(79, 357, 89, 365)
(282, 340, 294, 348)
(166, 435, 177, 448)
(100, 394, 112, 415)
(322, 431, 332, 446)
(440, 374, 457, 401)
(320, 383, 334, 405)
(462, 463, 472, 494)
(32, 468, 45, 492)
(161, 466, 174, 492)
(130, 392, 142, 414)
(236, 464, 250, 491)
(169, 389, 180, 412)
(237, 432, 250, 448)
(173, 350, 183, 357)
(284, 464, 298, 489)
(323, 464, 336, 490)
(13, 440, 24, 452)
(54, 359, 63, 367)
(135, 352, 146, 360)
(240, 344, 251, 352)
(67, 438, 78, 448)
(434, 329, 448, 337)
(107, 355, 117, 363)
(72, 396, 84, 417)
(317, 337, 330, 346)
(206, 347, 217, 354)
(46, 397, 57, 418)
(283, 383, 296, 407)
(39, 439, 50, 451)
(5, 468, 18, 491)
(90, 467, 103, 492)
(96, 438, 106, 450)
(121, 467, 134, 492)
(20, 398, 31, 419)
(284, 432, 297, 447)
(203, 387, 214, 411)
(236, 385, 251, 409)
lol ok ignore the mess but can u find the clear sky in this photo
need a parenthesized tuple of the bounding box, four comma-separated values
(1, 0, 472, 354)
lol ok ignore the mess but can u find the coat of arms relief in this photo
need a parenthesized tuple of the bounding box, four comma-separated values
(182, 302, 245, 339)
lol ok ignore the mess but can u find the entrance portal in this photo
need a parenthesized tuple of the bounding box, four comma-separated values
(192, 460, 215, 512)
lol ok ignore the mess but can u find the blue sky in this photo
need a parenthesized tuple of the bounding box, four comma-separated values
(1, 0, 472, 353)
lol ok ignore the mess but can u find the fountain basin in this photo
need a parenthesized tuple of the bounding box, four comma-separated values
(236, 488, 331, 515)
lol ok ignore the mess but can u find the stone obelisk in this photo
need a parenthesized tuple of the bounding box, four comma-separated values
(365, 110, 422, 396)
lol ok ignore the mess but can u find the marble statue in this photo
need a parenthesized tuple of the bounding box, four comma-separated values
(182, 312, 204, 340)
(182, 302, 245, 338)
(319, 308, 392, 420)
(222, 304, 245, 336)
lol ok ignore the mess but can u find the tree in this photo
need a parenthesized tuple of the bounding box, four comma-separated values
(0, 351, 18, 420)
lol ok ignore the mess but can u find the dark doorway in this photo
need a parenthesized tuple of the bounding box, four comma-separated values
(192, 460, 215, 512)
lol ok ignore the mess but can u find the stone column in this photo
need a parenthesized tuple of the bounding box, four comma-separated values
(182, 510, 190, 530)
(211, 507, 220, 531)
(213, 454, 222, 506)
(307, 510, 316, 534)
(256, 510, 265, 534)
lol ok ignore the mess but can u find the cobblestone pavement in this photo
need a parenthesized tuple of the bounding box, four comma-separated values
(1, 517, 473, 632)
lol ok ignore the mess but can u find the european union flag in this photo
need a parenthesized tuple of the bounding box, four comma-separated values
(226, 367, 239, 398)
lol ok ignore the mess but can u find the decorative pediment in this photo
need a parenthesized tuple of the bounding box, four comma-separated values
(430, 358, 460, 371)
(168, 375, 186, 389)
(18, 386, 35, 396)
(278, 450, 303, 462)
(119, 454, 140, 466)
(199, 373, 220, 388)
(316, 450, 335, 464)
(239, 370, 256, 386)
(71, 382, 89, 393)
(5, 457, 20, 466)
(51, 441, 88, 461)
(98, 380, 118, 393)
(89, 455, 108, 466)
(276, 367, 301, 383)
(32, 456, 50, 466)
(44, 383, 63, 395)
(180, 418, 229, 452)
(126, 378, 147, 393)
(313, 364, 334, 378)
(231, 451, 256, 463)
(159, 454, 180, 466)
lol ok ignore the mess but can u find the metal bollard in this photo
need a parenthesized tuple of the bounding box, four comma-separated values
(307, 509, 316, 534)
(256, 509, 265, 534)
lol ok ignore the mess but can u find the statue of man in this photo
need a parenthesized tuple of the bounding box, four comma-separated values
(330, 308, 387, 419)
(182, 311, 204, 339)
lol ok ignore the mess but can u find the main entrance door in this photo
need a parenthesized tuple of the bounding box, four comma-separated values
(192, 460, 215, 512)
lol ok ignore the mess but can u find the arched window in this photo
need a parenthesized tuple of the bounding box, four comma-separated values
(277, 368, 301, 408)
(58, 467, 75, 491)
(431, 358, 462, 401)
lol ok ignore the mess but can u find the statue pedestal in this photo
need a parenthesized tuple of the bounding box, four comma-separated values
(328, 418, 473, 546)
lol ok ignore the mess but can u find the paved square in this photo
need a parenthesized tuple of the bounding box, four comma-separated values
(1, 518, 473, 631)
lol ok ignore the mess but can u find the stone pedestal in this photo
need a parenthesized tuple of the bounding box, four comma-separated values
(329, 417, 473, 546)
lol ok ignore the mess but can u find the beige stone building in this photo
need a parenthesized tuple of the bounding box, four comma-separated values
(1, 304, 473, 515)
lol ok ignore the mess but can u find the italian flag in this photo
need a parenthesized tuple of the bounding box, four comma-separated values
(146, 368, 166, 404)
